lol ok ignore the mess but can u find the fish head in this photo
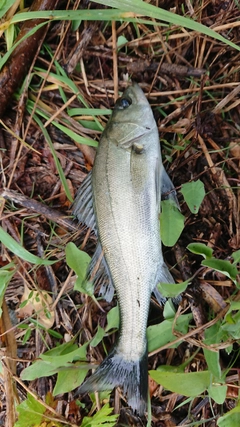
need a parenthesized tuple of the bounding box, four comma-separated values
(106, 83, 157, 149)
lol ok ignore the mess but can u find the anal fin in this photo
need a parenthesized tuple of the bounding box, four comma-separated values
(153, 262, 181, 306)
(86, 243, 115, 302)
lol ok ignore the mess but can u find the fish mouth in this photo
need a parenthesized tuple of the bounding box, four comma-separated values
(123, 81, 150, 105)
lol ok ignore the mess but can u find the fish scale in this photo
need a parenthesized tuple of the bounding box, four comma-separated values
(72, 82, 179, 415)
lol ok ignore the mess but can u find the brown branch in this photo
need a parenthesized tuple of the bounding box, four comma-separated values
(0, 0, 59, 117)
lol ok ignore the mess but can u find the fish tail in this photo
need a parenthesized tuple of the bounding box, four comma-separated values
(75, 347, 148, 415)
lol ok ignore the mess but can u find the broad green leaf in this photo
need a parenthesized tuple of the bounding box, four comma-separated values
(232, 250, 240, 264)
(208, 384, 227, 404)
(41, 345, 87, 366)
(65, 242, 93, 295)
(217, 403, 240, 427)
(157, 279, 190, 298)
(0, 226, 54, 265)
(147, 313, 192, 352)
(105, 305, 119, 332)
(160, 199, 185, 246)
(226, 301, 240, 312)
(180, 180, 205, 214)
(163, 299, 176, 319)
(21, 359, 60, 380)
(202, 258, 238, 283)
(21, 341, 88, 380)
(149, 370, 211, 397)
(117, 35, 128, 48)
(40, 339, 78, 358)
(81, 403, 118, 427)
(91, 325, 105, 347)
(221, 305, 240, 339)
(155, 364, 185, 374)
(53, 364, 88, 395)
(14, 393, 45, 427)
(203, 323, 222, 379)
(187, 242, 213, 259)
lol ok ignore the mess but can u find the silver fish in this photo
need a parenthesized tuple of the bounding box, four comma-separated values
(72, 83, 178, 415)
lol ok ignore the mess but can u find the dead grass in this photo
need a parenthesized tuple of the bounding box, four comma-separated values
(0, 0, 240, 426)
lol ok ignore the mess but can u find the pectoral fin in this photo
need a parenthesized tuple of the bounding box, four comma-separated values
(72, 171, 97, 233)
(161, 167, 180, 209)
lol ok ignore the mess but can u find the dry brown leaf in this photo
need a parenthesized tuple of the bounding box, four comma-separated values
(18, 285, 55, 329)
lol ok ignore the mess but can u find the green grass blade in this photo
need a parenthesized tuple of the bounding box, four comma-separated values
(6, 9, 160, 25)
(92, 0, 240, 52)
(0, 226, 54, 265)
(33, 114, 74, 202)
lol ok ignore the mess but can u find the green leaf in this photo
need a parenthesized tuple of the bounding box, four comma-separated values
(221, 304, 240, 339)
(208, 383, 227, 405)
(160, 199, 185, 246)
(202, 258, 238, 283)
(0, 0, 16, 20)
(21, 341, 87, 380)
(68, 108, 111, 117)
(14, 393, 45, 427)
(65, 242, 93, 295)
(41, 345, 87, 366)
(157, 279, 190, 298)
(187, 242, 213, 259)
(232, 250, 240, 264)
(5, 22, 14, 50)
(53, 364, 89, 395)
(149, 370, 211, 397)
(217, 403, 240, 427)
(203, 323, 221, 379)
(147, 313, 192, 352)
(105, 305, 119, 332)
(51, 120, 98, 147)
(91, 325, 105, 347)
(163, 299, 176, 319)
(156, 364, 185, 374)
(21, 359, 59, 381)
(117, 35, 128, 48)
(0, 226, 54, 265)
(81, 403, 118, 427)
(180, 180, 205, 214)
(91, 0, 240, 51)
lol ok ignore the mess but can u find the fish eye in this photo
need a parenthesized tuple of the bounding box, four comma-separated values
(115, 96, 132, 110)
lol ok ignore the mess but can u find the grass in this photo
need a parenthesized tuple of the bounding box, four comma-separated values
(0, 0, 240, 426)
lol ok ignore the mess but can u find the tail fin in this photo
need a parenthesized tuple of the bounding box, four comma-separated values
(75, 347, 148, 415)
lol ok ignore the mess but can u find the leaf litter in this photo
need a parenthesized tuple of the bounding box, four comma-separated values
(0, 0, 240, 426)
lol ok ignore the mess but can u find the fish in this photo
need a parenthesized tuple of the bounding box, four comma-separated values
(72, 82, 179, 415)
